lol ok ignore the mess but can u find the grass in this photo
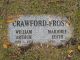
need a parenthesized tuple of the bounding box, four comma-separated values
(0, 0, 80, 60)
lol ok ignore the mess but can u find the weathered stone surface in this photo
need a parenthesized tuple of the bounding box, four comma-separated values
(8, 15, 73, 46)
